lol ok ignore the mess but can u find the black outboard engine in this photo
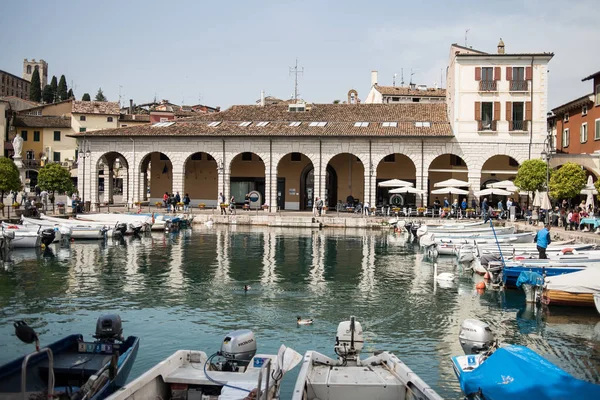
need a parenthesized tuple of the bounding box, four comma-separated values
(94, 314, 124, 342)
(114, 223, 128, 236)
(40, 228, 56, 247)
(459, 319, 496, 355)
(486, 261, 504, 286)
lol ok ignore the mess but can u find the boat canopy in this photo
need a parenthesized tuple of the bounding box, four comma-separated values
(458, 345, 600, 399)
(545, 268, 600, 294)
(516, 271, 544, 288)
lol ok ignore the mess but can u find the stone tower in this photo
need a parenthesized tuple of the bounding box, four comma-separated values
(23, 59, 48, 88)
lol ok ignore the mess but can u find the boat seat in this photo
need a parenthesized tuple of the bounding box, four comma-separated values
(39, 352, 111, 378)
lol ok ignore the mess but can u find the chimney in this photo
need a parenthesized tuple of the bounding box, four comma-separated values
(497, 38, 505, 54)
(260, 90, 265, 106)
(371, 70, 378, 87)
(129, 99, 133, 114)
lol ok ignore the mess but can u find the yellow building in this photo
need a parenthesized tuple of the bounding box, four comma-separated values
(12, 115, 73, 165)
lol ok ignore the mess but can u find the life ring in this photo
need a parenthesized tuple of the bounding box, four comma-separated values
(561, 248, 576, 255)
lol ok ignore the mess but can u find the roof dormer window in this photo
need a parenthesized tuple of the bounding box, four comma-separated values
(308, 122, 327, 127)
(239, 121, 252, 127)
(208, 121, 222, 127)
(256, 121, 269, 127)
(382, 122, 398, 127)
(354, 122, 369, 127)
(289, 122, 301, 127)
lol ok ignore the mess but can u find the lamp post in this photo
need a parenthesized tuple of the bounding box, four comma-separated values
(541, 126, 555, 224)
(79, 139, 91, 204)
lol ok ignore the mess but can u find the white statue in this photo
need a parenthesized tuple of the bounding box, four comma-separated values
(12, 135, 23, 158)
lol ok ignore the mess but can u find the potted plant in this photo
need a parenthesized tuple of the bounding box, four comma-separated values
(417, 207, 426, 215)
(12, 202, 19, 208)
(198, 203, 206, 209)
(177, 201, 184, 210)
(155, 201, 163, 208)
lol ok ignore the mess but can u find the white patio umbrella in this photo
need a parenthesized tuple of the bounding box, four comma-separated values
(487, 180, 519, 192)
(389, 186, 427, 194)
(430, 187, 469, 195)
(533, 190, 551, 210)
(581, 175, 597, 208)
(378, 179, 414, 187)
(434, 178, 470, 188)
(474, 188, 512, 197)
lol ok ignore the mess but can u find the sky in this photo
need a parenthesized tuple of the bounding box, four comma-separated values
(2, 0, 598, 110)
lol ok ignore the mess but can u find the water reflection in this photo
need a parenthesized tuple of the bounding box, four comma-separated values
(0, 226, 598, 399)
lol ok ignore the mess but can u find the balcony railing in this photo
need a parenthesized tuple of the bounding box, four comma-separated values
(478, 120, 497, 132)
(510, 120, 529, 131)
(479, 80, 497, 91)
(510, 80, 528, 91)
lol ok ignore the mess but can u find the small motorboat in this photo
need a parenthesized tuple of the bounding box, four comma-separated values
(40, 214, 120, 238)
(106, 329, 301, 400)
(292, 316, 442, 400)
(542, 268, 600, 307)
(451, 319, 600, 400)
(503, 263, 587, 288)
(0, 314, 139, 400)
(1, 225, 55, 248)
(3, 221, 69, 244)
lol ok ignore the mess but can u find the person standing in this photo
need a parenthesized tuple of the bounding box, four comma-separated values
(506, 197, 513, 220)
(229, 196, 236, 214)
(534, 223, 551, 259)
(316, 197, 324, 216)
(482, 198, 489, 222)
(461, 198, 467, 218)
(497, 199, 504, 219)
(163, 192, 169, 209)
(443, 197, 449, 208)
(218, 192, 225, 215)
(175, 191, 181, 205)
(183, 193, 190, 212)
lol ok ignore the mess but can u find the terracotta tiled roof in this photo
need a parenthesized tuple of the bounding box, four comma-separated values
(551, 93, 594, 115)
(13, 115, 72, 128)
(74, 103, 452, 138)
(374, 85, 446, 98)
(582, 71, 600, 82)
(118, 114, 150, 122)
(72, 101, 120, 115)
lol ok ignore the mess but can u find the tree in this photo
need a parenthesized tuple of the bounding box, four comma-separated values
(94, 88, 107, 102)
(0, 157, 22, 204)
(514, 159, 547, 193)
(82, 93, 91, 101)
(67, 88, 74, 99)
(50, 75, 58, 102)
(38, 163, 75, 199)
(42, 85, 54, 103)
(549, 162, 586, 200)
(29, 68, 42, 102)
(58, 75, 68, 101)
(333, 100, 341, 104)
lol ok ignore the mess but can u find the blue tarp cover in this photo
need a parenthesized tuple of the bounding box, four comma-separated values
(458, 345, 600, 399)
(515, 271, 544, 288)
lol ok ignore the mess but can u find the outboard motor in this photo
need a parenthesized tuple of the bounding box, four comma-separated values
(40, 228, 56, 247)
(486, 261, 504, 286)
(219, 329, 257, 370)
(114, 223, 128, 236)
(459, 319, 496, 355)
(335, 316, 364, 361)
(404, 221, 412, 234)
(129, 221, 143, 235)
(416, 224, 428, 238)
(410, 222, 421, 238)
(94, 314, 124, 342)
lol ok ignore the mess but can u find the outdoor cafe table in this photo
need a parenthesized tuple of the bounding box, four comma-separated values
(580, 217, 600, 229)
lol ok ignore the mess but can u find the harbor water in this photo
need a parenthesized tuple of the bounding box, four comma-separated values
(1, 226, 599, 398)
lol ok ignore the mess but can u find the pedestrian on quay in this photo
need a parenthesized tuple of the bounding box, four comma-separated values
(175, 191, 181, 205)
(183, 193, 190, 212)
(316, 197, 324, 216)
(218, 192, 226, 215)
(534, 223, 551, 259)
(482, 198, 489, 222)
(461, 198, 467, 218)
(163, 192, 169, 209)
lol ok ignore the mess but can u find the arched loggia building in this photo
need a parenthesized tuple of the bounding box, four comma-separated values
(76, 102, 546, 210)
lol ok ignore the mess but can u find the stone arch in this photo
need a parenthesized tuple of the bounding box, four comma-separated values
(183, 152, 219, 203)
(427, 153, 469, 205)
(480, 154, 520, 190)
(327, 152, 365, 206)
(96, 151, 131, 204)
(229, 152, 266, 206)
(276, 152, 315, 210)
(375, 153, 417, 207)
(139, 152, 173, 201)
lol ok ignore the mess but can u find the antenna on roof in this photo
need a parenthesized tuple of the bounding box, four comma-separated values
(400, 69, 404, 87)
(409, 69, 415, 85)
(440, 68, 443, 89)
(393, 73, 397, 87)
(465, 28, 470, 48)
(289, 58, 304, 104)
(118, 85, 122, 107)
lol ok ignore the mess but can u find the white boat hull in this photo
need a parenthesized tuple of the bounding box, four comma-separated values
(292, 350, 442, 400)
(10, 232, 41, 248)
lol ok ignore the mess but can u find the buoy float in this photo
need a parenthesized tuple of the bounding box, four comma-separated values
(476, 287, 486, 295)
(40, 244, 46, 249)
(561, 248, 576, 255)
(476, 281, 486, 290)
(484, 272, 490, 280)
(71, 238, 75, 242)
